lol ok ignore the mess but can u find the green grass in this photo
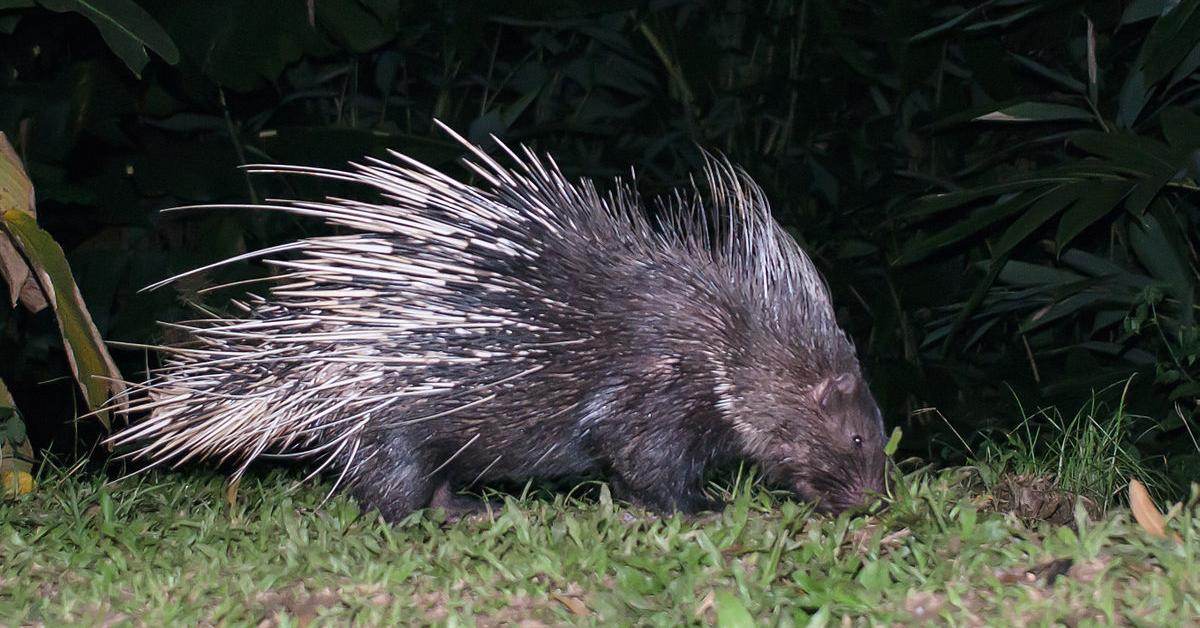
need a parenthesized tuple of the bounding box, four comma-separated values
(964, 384, 1182, 512)
(1, 465, 1197, 626)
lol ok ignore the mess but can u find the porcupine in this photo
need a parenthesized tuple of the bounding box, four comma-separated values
(107, 122, 888, 522)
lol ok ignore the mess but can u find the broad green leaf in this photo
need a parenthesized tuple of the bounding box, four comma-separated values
(1125, 170, 1175, 216)
(897, 190, 1042, 265)
(38, 0, 179, 78)
(996, 260, 1084, 287)
(0, 135, 124, 427)
(1021, 292, 1108, 333)
(1161, 107, 1200, 150)
(975, 102, 1092, 123)
(1122, 0, 1172, 24)
(1070, 131, 1180, 177)
(1055, 180, 1133, 253)
(1115, 67, 1151, 129)
(939, 252, 1011, 355)
(714, 591, 754, 628)
(1060, 249, 1154, 288)
(1007, 52, 1086, 93)
(964, 5, 1041, 31)
(993, 183, 1081, 257)
(1138, 0, 1200, 85)
(908, 179, 1067, 219)
(1128, 212, 1194, 323)
(911, 4, 991, 42)
(1167, 36, 1200, 88)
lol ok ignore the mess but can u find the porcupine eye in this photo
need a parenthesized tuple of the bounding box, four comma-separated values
(851, 434, 864, 448)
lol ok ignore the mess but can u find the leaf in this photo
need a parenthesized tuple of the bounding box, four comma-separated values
(897, 192, 1033, 266)
(1054, 180, 1133, 253)
(1128, 478, 1181, 542)
(1122, 0, 1172, 24)
(1128, 211, 1194, 323)
(1070, 131, 1180, 177)
(553, 593, 590, 617)
(883, 426, 902, 456)
(0, 133, 45, 311)
(37, 0, 180, 78)
(0, 135, 124, 428)
(910, 6, 977, 42)
(1138, 0, 1200, 85)
(1161, 107, 1200, 150)
(975, 102, 1093, 123)
(993, 183, 1081, 257)
(1007, 52, 1086, 93)
(1021, 291, 1107, 333)
(0, 377, 34, 482)
(1059, 249, 1154, 289)
(997, 260, 1084, 287)
(1115, 66, 1152, 129)
(908, 179, 1069, 219)
(714, 591, 755, 628)
(939, 252, 1011, 355)
(964, 4, 1042, 31)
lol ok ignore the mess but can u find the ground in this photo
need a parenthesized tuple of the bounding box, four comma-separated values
(1, 465, 1196, 626)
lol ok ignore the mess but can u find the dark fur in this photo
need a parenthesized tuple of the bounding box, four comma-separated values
(112, 132, 889, 522)
(339, 221, 886, 521)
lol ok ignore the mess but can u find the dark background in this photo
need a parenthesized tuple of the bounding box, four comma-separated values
(2, 0, 1197, 492)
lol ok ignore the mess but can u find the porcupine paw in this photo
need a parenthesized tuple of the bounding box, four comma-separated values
(428, 481, 494, 522)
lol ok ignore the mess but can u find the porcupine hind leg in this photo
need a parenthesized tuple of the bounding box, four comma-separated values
(428, 481, 491, 521)
(607, 446, 726, 515)
(345, 436, 436, 523)
(580, 382, 725, 515)
(596, 410, 726, 514)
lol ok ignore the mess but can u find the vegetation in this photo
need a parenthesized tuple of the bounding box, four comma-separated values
(0, 5, 1198, 620)
(1, 466, 1196, 624)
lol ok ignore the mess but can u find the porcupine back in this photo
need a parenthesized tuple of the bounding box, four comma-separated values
(108, 122, 876, 517)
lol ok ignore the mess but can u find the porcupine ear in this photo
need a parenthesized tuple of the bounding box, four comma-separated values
(811, 373, 859, 410)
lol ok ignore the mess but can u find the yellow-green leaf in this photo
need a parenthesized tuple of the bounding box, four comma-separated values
(0, 134, 124, 428)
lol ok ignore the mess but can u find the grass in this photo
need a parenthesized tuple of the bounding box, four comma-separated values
(943, 383, 1183, 513)
(1, 463, 1197, 626)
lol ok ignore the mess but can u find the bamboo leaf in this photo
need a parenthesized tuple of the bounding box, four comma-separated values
(1070, 131, 1180, 177)
(975, 102, 1092, 123)
(897, 190, 1042, 265)
(991, 183, 1080, 258)
(909, 179, 1064, 219)
(1007, 52, 1086, 93)
(1161, 107, 1200, 150)
(1054, 180, 1133, 253)
(1138, 0, 1200, 86)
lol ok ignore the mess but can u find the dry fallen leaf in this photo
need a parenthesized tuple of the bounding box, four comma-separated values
(1128, 479, 1181, 543)
(552, 593, 589, 617)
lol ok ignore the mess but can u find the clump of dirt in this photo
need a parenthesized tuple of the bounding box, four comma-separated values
(987, 473, 1100, 525)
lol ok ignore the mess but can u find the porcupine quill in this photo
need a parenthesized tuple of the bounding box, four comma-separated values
(106, 121, 887, 521)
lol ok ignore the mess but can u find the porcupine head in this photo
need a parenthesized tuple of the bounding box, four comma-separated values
(704, 221, 888, 514)
(104, 123, 888, 519)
